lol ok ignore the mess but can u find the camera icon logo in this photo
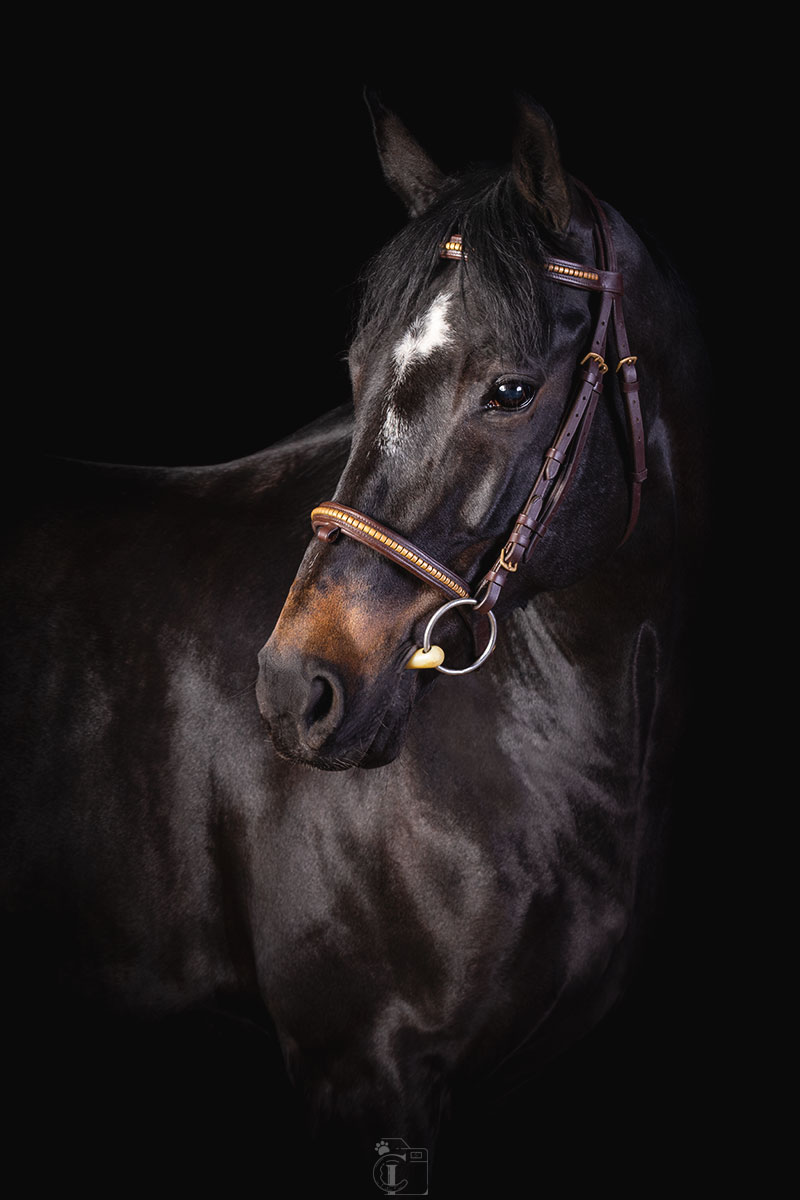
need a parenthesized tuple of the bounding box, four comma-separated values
(373, 1137, 429, 1194)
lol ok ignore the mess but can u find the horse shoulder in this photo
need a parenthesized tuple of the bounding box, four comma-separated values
(0, 408, 353, 1012)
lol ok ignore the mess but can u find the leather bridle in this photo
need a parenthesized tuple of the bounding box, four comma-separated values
(311, 184, 646, 674)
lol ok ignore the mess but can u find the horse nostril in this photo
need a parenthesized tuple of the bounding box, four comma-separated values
(300, 670, 346, 747)
(257, 644, 350, 757)
(306, 675, 335, 727)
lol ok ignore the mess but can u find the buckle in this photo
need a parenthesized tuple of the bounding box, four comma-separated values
(498, 545, 519, 573)
(580, 352, 609, 374)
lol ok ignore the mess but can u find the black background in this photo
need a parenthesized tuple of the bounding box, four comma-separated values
(15, 33, 723, 467)
(9, 23, 736, 1193)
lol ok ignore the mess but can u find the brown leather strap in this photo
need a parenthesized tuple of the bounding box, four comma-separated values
(311, 504, 471, 599)
(579, 185, 647, 544)
(474, 317, 612, 614)
(617, 357, 646, 542)
(545, 258, 623, 294)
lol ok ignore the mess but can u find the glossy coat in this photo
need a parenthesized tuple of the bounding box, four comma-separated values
(1, 96, 709, 1192)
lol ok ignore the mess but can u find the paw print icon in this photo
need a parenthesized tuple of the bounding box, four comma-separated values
(372, 1137, 428, 1194)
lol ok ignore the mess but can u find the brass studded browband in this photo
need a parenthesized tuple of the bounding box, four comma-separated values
(311, 183, 646, 624)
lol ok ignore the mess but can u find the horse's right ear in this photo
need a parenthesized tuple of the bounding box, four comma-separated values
(365, 90, 447, 217)
(511, 96, 572, 234)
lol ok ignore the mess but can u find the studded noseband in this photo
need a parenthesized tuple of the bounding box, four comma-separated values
(311, 183, 646, 674)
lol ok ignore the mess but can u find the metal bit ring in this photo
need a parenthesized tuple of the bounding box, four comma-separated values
(417, 597, 498, 675)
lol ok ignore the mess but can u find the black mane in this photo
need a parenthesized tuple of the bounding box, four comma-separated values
(354, 167, 554, 362)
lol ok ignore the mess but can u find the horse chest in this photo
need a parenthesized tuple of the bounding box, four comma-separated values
(252, 672, 638, 1076)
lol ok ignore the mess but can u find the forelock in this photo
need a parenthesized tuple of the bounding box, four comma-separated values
(354, 169, 554, 363)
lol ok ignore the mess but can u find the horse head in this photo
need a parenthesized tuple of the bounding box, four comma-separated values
(257, 95, 644, 770)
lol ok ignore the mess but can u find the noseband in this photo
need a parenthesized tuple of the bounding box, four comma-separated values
(311, 184, 646, 675)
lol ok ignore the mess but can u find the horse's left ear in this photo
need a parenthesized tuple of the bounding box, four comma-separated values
(365, 90, 447, 217)
(511, 96, 572, 234)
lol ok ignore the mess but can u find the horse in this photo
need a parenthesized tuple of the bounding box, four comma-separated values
(1, 94, 709, 1192)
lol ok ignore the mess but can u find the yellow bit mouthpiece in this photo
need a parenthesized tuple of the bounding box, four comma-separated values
(405, 645, 445, 669)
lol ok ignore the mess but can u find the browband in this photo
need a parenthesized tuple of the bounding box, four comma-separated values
(545, 258, 623, 294)
(311, 185, 646, 637)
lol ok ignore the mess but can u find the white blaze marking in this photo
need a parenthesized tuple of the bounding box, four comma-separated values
(378, 292, 453, 455)
(391, 292, 453, 385)
(377, 404, 408, 456)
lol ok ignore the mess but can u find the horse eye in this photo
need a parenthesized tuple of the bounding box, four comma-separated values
(485, 379, 537, 411)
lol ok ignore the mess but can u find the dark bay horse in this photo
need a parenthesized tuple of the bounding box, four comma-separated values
(1, 96, 709, 1191)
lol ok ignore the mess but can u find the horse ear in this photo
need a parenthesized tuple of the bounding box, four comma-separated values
(365, 90, 447, 217)
(511, 96, 572, 234)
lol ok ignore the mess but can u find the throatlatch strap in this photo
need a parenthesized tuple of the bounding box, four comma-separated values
(579, 182, 647, 544)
